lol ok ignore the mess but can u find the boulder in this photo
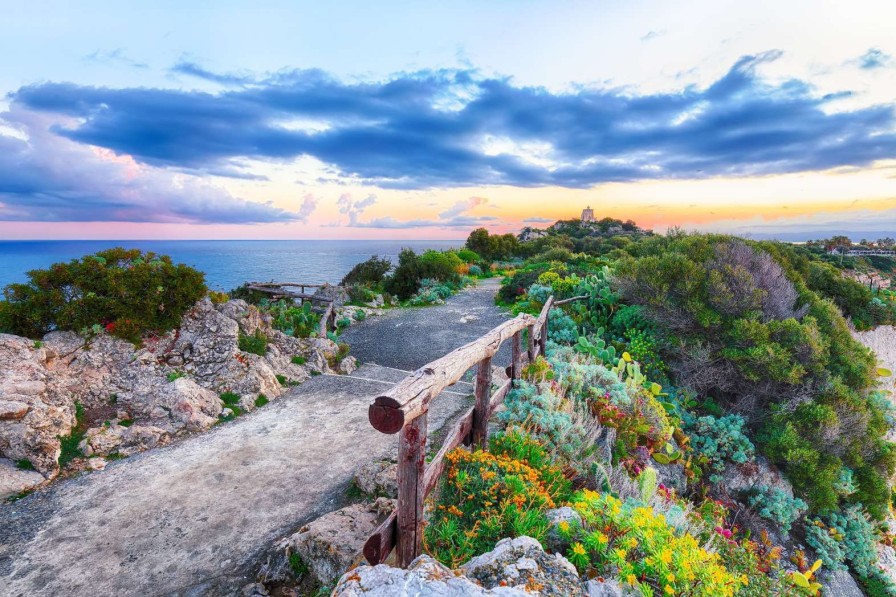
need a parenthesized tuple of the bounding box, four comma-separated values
(877, 544, 896, 586)
(544, 507, 582, 554)
(819, 569, 864, 597)
(461, 536, 584, 596)
(339, 356, 359, 375)
(353, 459, 398, 498)
(585, 579, 628, 597)
(717, 455, 793, 498)
(333, 555, 531, 596)
(0, 457, 45, 499)
(313, 284, 349, 307)
(276, 499, 395, 585)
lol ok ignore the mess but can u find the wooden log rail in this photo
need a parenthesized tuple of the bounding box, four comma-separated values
(364, 297, 558, 568)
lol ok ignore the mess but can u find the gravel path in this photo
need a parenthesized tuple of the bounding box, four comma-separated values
(0, 280, 505, 597)
(341, 278, 514, 371)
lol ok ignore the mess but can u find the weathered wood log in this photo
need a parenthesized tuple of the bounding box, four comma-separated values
(396, 412, 427, 567)
(247, 282, 330, 289)
(368, 314, 536, 434)
(554, 294, 589, 306)
(526, 323, 535, 362)
(363, 511, 397, 565)
(509, 330, 522, 381)
(472, 356, 493, 449)
(423, 405, 474, 496)
(534, 297, 553, 357)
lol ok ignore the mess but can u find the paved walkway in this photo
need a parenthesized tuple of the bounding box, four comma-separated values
(0, 280, 509, 597)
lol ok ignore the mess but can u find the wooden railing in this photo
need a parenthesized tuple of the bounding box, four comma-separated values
(245, 282, 339, 337)
(363, 296, 557, 567)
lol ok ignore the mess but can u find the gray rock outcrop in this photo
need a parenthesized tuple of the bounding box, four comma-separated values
(0, 298, 339, 482)
(333, 536, 584, 596)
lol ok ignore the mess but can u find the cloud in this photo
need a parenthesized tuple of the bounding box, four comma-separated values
(84, 48, 149, 69)
(9, 52, 896, 191)
(857, 48, 892, 70)
(438, 196, 488, 219)
(522, 217, 553, 223)
(337, 193, 377, 225)
(351, 214, 498, 229)
(170, 60, 255, 86)
(297, 193, 318, 222)
(0, 106, 301, 224)
(641, 30, 666, 42)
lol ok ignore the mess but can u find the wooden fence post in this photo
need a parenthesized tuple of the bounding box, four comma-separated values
(510, 330, 522, 381)
(396, 412, 427, 567)
(539, 317, 548, 356)
(526, 324, 535, 361)
(472, 356, 493, 449)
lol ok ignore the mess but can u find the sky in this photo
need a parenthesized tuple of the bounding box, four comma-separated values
(1, 0, 896, 241)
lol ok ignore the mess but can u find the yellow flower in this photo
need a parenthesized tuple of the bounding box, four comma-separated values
(664, 585, 675, 595)
(615, 548, 627, 560)
(666, 573, 675, 582)
(659, 549, 672, 565)
(626, 573, 637, 585)
(572, 543, 587, 556)
(558, 521, 570, 533)
(597, 532, 609, 545)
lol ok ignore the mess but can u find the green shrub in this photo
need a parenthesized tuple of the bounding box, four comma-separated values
(468, 264, 484, 277)
(255, 394, 269, 408)
(682, 413, 754, 483)
(268, 300, 320, 338)
(340, 256, 392, 287)
(465, 228, 520, 262)
(238, 330, 268, 355)
(15, 459, 35, 471)
(229, 284, 270, 305)
(166, 371, 185, 382)
(384, 249, 461, 300)
(0, 248, 207, 343)
(745, 486, 807, 535)
(290, 355, 307, 365)
(456, 248, 481, 263)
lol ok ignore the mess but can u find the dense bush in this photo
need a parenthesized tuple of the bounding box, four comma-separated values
(340, 255, 392, 287)
(0, 248, 206, 343)
(465, 228, 520, 262)
(268, 300, 320, 338)
(616, 234, 893, 515)
(384, 249, 461, 299)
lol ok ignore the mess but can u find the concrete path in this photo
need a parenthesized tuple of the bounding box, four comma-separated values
(0, 280, 507, 597)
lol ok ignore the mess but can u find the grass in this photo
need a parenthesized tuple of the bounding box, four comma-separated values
(291, 355, 307, 365)
(254, 394, 269, 408)
(276, 374, 288, 386)
(57, 402, 87, 467)
(15, 459, 35, 471)
(118, 419, 135, 428)
(106, 452, 126, 461)
(33, 340, 43, 348)
(166, 371, 185, 382)
(108, 394, 118, 405)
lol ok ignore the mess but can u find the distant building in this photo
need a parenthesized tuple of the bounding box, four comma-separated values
(581, 206, 595, 223)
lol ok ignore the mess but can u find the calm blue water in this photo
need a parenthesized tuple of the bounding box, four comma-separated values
(0, 240, 462, 291)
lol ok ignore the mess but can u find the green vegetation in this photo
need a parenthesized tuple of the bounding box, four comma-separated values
(58, 402, 87, 467)
(290, 355, 307, 365)
(219, 392, 242, 420)
(166, 371, 185, 382)
(0, 248, 207, 344)
(254, 394, 269, 408)
(15, 459, 35, 471)
(238, 330, 269, 356)
(421, 220, 896, 593)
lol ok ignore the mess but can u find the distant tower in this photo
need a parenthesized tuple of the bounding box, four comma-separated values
(581, 206, 595, 223)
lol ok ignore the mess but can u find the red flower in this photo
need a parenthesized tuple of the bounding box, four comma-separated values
(105, 322, 117, 332)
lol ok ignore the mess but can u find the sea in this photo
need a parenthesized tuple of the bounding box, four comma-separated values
(0, 240, 462, 291)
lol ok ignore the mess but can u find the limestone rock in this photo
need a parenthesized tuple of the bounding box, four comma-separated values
(353, 459, 398, 498)
(0, 457, 45, 499)
(877, 544, 896, 586)
(279, 499, 396, 585)
(313, 284, 349, 307)
(461, 536, 584, 596)
(585, 579, 627, 597)
(819, 569, 864, 597)
(339, 356, 359, 375)
(544, 507, 582, 554)
(717, 455, 793, 498)
(82, 424, 170, 457)
(0, 400, 30, 420)
(334, 555, 532, 596)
